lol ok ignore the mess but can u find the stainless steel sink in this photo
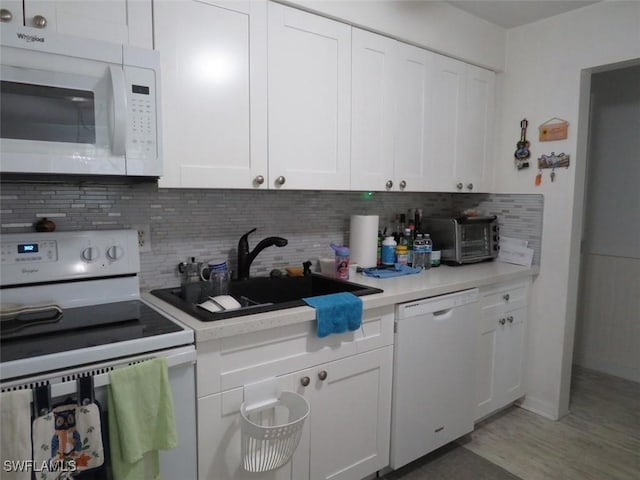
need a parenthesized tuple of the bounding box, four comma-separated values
(150, 273, 383, 321)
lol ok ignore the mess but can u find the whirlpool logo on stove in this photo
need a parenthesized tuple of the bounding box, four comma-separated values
(21, 268, 39, 274)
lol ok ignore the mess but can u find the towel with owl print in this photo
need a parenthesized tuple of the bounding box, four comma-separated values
(32, 402, 104, 479)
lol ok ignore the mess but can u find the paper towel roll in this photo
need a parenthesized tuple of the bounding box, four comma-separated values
(349, 215, 379, 268)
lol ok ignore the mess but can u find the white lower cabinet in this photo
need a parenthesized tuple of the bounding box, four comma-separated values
(198, 347, 392, 480)
(300, 347, 393, 480)
(474, 280, 530, 421)
(196, 306, 395, 480)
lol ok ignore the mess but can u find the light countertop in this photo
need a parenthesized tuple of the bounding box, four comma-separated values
(142, 261, 538, 344)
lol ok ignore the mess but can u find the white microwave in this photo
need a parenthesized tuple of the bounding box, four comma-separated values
(0, 26, 162, 177)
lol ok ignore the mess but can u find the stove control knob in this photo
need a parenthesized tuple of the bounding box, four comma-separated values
(81, 246, 99, 262)
(107, 246, 124, 261)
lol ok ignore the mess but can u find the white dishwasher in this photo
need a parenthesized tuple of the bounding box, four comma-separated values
(390, 288, 479, 469)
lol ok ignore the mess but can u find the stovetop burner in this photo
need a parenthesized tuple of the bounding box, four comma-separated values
(0, 300, 184, 364)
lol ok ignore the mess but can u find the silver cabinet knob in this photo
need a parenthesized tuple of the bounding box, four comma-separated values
(254, 175, 264, 185)
(503, 293, 510, 302)
(399, 180, 407, 189)
(466, 183, 474, 190)
(0, 9, 13, 22)
(300, 376, 310, 387)
(456, 182, 463, 190)
(275, 176, 286, 186)
(507, 315, 514, 324)
(386, 180, 393, 189)
(498, 318, 506, 325)
(317, 370, 328, 381)
(33, 15, 47, 28)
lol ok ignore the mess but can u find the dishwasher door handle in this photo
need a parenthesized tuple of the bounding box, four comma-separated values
(432, 308, 454, 319)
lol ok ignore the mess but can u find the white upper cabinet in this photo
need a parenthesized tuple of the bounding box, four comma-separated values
(430, 55, 495, 192)
(155, 0, 268, 189)
(1, 0, 152, 48)
(267, 2, 351, 190)
(350, 28, 396, 192)
(0, 1, 22, 26)
(394, 42, 436, 192)
(430, 55, 465, 192)
(460, 65, 495, 192)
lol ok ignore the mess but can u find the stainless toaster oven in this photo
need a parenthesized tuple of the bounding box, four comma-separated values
(425, 216, 499, 265)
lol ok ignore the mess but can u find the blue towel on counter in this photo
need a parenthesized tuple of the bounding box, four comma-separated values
(303, 292, 363, 338)
(363, 264, 422, 278)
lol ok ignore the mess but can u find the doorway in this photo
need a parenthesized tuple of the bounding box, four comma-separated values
(572, 64, 640, 385)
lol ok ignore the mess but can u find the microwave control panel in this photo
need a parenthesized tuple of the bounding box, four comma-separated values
(125, 65, 158, 170)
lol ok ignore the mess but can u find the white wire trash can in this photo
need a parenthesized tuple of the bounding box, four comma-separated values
(240, 390, 310, 473)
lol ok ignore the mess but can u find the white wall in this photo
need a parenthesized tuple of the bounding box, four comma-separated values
(282, 0, 506, 70)
(494, 1, 640, 419)
(575, 255, 640, 382)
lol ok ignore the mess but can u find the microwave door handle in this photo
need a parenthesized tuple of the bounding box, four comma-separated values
(109, 65, 127, 156)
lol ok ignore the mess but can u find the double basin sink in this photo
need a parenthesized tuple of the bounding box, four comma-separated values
(151, 273, 383, 321)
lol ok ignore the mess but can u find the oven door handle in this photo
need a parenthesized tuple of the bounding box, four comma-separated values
(0, 304, 63, 322)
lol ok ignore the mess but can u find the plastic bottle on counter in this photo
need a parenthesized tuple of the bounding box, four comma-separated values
(412, 234, 426, 269)
(330, 244, 350, 280)
(403, 228, 413, 265)
(423, 234, 433, 270)
(381, 236, 397, 266)
(396, 245, 409, 265)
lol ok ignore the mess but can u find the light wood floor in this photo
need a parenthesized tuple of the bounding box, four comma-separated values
(462, 366, 640, 480)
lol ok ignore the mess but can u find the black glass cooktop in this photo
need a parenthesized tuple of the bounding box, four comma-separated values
(0, 300, 184, 363)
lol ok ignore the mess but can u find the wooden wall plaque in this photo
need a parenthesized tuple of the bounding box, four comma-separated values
(539, 118, 569, 141)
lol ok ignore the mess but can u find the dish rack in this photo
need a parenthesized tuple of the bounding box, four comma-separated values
(240, 391, 309, 472)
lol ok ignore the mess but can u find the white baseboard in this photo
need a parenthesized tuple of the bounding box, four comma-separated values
(517, 395, 560, 420)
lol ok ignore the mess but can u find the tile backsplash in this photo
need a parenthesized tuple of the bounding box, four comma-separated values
(1, 180, 543, 290)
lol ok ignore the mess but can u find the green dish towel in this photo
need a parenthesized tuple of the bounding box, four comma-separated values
(108, 357, 177, 480)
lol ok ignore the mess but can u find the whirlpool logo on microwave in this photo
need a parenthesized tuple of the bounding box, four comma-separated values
(16, 32, 45, 43)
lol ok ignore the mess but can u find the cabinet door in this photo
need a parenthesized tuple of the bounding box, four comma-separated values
(0, 0, 22, 26)
(308, 347, 393, 480)
(394, 42, 435, 192)
(23, 0, 152, 48)
(350, 28, 396, 192)
(268, 2, 351, 190)
(458, 65, 495, 193)
(198, 387, 300, 480)
(155, 0, 268, 188)
(430, 54, 466, 192)
(474, 306, 527, 421)
(495, 307, 527, 407)
(474, 309, 499, 421)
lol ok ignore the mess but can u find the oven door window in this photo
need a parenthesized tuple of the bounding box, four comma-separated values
(1, 81, 96, 144)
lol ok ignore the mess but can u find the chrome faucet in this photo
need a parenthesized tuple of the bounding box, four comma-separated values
(237, 228, 288, 280)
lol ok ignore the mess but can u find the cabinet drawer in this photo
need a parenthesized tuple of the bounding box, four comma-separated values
(197, 306, 394, 397)
(480, 279, 530, 314)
